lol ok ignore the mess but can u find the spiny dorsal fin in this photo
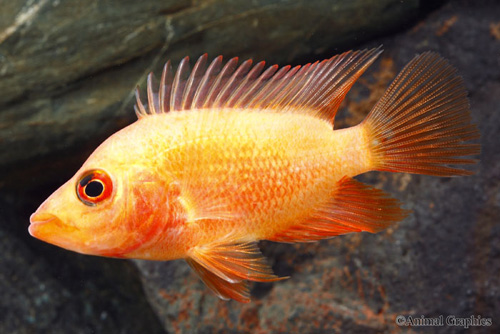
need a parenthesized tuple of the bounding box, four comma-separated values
(135, 47, 383, 124)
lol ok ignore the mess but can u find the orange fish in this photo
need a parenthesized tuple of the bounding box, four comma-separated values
(29, 48, 480, 302)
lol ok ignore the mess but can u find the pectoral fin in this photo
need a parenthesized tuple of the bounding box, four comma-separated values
(186, 258, 251, 303)
(186, 238, 287, 302)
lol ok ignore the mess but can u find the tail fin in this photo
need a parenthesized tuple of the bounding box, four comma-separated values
(362, 52, 480, 176)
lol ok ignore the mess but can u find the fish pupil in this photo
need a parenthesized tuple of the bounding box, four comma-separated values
(85, 180, 104, 197)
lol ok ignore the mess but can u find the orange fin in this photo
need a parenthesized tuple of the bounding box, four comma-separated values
(187, 238, 287, 302)
(186, 258, 251, 303)
(269, 177, 410, 243)
(135, 47, 382, 124)
(362, 52, 480, 176)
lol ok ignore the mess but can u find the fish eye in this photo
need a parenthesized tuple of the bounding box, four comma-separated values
(76, 169, 113, 206)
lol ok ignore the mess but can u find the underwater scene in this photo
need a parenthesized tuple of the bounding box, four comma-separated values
(0, 0, 498, 333)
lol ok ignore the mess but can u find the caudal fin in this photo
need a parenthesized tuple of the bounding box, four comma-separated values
(362, 52, 480, 176)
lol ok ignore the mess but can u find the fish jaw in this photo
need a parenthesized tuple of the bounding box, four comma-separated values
(29, 209, 123, 257)
(28, 211, 86, 253)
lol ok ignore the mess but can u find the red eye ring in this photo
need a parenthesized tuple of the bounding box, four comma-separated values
(76, 169, 113, 206)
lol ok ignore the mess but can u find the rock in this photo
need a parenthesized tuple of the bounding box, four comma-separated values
(0, 0, 421, 189)
(134, 1, 500, 333)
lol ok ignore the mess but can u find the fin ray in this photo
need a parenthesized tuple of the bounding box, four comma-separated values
(170, 56, 190, 111)
(181, 54, 208, 110)
(159, 60, 174, 114)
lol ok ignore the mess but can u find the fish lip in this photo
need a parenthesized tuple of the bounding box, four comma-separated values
(30, 212, 57, 225)
(29, 212, 56, 237)
(29, 212, 64, 229)
(29, 212, 78, 235)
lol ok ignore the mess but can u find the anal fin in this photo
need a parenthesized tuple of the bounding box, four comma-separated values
(187, 238, 287, 302)
(269, 177, 410, 243)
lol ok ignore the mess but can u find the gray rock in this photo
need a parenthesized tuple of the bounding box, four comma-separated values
(0, 0, 420, 189)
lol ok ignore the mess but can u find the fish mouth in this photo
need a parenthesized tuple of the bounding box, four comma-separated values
(30, 212, 58, 225)
(29, 212, 79, 249)
(29, 212, 63, 233)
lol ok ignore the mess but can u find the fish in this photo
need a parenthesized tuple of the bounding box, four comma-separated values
(29, 48, 480, 303)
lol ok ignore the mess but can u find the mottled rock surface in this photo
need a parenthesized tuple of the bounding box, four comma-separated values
(1, 0, 498, 333)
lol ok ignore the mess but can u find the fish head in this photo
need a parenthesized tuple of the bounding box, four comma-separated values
(29, 153, 172, 258)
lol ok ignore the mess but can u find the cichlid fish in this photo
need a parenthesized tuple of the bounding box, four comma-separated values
(29, 48, 480, 302)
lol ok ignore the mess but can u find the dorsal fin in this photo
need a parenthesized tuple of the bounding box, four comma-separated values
(135, 47, 382, 124)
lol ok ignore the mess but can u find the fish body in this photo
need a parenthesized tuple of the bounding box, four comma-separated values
(29, 49, 480, 302)
(121, 110, 369, 251)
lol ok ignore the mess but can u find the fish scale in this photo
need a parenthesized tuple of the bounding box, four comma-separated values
(153, 110, 342, 239)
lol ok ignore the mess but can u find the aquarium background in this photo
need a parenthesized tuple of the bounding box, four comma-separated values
(0, 0, 498, 333)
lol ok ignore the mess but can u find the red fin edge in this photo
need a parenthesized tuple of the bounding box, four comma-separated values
(269, 177, 410, 243)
